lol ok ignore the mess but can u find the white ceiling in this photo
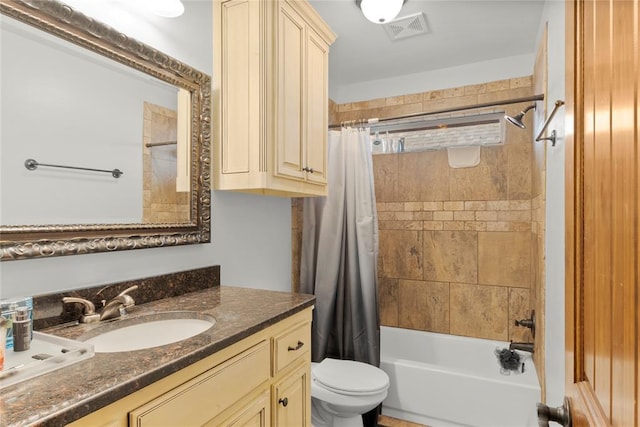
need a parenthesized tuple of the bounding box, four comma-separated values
(308, 0, 546, 98)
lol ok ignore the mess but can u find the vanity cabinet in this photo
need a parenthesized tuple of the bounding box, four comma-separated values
(213, 0, 336, 197)
(68, 308, 312, 427)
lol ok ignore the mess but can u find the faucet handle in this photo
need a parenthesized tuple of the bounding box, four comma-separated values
(62, 297, 100, 323)
(117, 285, 138, 307)
(117, 285, 138, 298)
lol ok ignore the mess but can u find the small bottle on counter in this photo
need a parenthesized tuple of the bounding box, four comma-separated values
(12, 306, 31, 352)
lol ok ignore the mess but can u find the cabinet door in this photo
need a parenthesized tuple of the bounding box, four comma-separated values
(275, 1, 305, 181)
(304, 29, 328, 187)
(208, 390, 271, 427)
(272, 363, 310, 427)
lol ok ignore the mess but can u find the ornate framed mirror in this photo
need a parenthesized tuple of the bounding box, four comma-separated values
(0, 0, 211, 260)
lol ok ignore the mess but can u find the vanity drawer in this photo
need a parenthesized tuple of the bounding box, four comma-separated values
(129, 340, 270, 426)
(272, 321, 310, 375)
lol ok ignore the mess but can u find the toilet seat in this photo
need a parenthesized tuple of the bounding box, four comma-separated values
(312, 358, 389, 396)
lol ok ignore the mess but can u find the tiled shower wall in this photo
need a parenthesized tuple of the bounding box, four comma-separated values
(293, 76, 539, 343)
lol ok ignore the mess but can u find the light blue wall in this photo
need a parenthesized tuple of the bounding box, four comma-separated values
(0, 1, 293, 298)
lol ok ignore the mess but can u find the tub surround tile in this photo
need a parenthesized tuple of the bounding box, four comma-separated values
(450, 283, 509, 340)
(508, 142, 533, 200)
(449, 146, 508, 201)
(379, 230, 424, 280)
(379, 278, 399, 327)
(398, 150, 450, 202)
(478, 232, 531, 288)
(398, 280, 449, 333)
(373, 154, 399, 202)
(424, 230, 477, 284)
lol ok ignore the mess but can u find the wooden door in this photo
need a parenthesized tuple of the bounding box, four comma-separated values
(565, 0, 639, 426)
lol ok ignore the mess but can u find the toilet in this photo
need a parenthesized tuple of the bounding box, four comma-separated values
(310, 358, 390, 427)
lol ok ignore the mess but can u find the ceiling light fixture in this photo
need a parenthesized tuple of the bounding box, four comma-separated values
(146, 0, 185, 18)
(356, 0, 406, 24)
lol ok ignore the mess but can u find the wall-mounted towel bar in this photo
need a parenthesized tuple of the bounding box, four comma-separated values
(535, 100, 565, 146)
(24, 158, 123, 178)
(145, 141, 177, 148)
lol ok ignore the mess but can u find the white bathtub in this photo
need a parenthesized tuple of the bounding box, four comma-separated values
(380, 326, 541, 427)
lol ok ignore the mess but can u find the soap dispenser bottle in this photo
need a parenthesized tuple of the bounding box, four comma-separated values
(12, 306, 31, 352)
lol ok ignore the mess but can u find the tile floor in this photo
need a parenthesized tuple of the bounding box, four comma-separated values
(378, 415, 429, 427)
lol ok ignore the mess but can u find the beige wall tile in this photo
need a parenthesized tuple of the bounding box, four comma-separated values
(379, 103, 424, 119)
(487, 79, 511, 92)
(423, 95, 479, 114)
(373, 154, 398, 202)
(398, 150, 450, 201)
(379, 229, 423, 279)
(385, 95, 405, 107)
(476, 211, 498, 221)
(464, 83, 487, 95)
(423, 221, 444, 230)
(443, 201, 465, 211)
(398, 280, 450, 333)
(379, 278, 399, 327)
(424, 230, 478, 283)
(433, 211, 454, 221)
(404, 93, 423, 104)
(379, 220, 423, 230)
(404, 202, 423, 211)
(450, 283, 509, 340)
(508, 287, 533, 342)
(478, 231, 531, 287)
(424, 90, 444, 101)
(508, 142, 533, 200)
(510, 76, 533, 89)
(465, 201, 487, 210)
(424, 201, 444, 211)
(454, 211, 475, 221)
(477, 87, 533, 104)
(415, 211, 434, 220)
(443, 87, 466, 98)
(450, 146, 508, 200)
(444, 221, 465, 230)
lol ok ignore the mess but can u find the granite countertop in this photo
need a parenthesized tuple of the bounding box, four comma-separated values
(0, 286, 315, 427)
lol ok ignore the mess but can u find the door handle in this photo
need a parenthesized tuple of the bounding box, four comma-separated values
(537, 397, 572, 427)
(279, 397, 288, 407)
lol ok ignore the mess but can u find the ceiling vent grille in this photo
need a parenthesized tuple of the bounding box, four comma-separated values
(384, 12, 429, 41)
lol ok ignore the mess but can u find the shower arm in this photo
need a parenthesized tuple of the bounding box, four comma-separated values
(535, 100, 565, 146)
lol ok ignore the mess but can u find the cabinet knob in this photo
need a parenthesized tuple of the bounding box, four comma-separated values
(302, 167, 314, 173)
(279, 397, 288, 407)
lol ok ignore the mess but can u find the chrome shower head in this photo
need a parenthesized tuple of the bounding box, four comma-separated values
(504, 104, 536, 129)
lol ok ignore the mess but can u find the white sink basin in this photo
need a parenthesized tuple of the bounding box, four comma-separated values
(81, 312, 215, 353)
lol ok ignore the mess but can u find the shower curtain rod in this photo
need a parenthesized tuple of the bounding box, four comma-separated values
(328, 94, 545, 129)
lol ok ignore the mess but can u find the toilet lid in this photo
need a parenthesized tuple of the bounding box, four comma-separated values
(312, 358, 389, 396)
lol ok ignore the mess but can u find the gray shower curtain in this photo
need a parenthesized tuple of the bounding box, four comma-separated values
(300, 127, 380, 367)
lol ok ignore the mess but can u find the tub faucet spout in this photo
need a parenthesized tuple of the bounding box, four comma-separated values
(509, 341, 534, 353)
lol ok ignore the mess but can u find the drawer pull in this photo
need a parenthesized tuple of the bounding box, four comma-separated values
(279, 397, 289, 407)
(287, 341, 304, 351)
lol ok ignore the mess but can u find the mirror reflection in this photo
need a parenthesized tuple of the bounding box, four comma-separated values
(0, 0, 210, 260)
(1, 16, 191, 226)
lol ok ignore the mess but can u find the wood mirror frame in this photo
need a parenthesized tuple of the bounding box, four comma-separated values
(0, 0, 211, 260)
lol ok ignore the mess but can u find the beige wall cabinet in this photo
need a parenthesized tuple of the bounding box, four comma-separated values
(69, 308, 312, 427)
(213, 0, 336, 197)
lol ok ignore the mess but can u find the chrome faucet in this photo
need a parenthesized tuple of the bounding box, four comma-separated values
(100, 285, 138, 321)
(509, 341, 534, 353)
(62, 297, 100, 323)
